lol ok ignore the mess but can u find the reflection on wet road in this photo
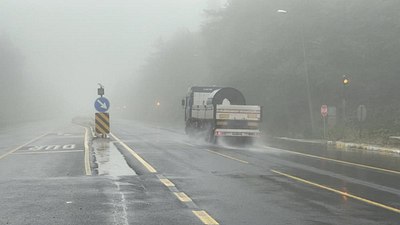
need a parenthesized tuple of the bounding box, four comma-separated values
(92, 138, 135, 176)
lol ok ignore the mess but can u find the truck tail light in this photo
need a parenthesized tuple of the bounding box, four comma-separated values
(216, 131, 223, 136)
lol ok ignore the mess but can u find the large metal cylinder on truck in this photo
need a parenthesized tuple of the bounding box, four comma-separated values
(207, 87, 246, 105)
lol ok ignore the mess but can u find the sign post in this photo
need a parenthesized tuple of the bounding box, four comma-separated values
(94, 84, 110, 138)
(357, 105, 367, 138)
(321, 105, 328, 139)
(95, 113, 110, 135)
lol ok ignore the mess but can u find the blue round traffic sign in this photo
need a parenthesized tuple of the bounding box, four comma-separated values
(94, 97, 110, 112)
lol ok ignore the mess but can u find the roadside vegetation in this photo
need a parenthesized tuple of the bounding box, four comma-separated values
(0, 36, 25, 124)
(127, 0, 400, 143)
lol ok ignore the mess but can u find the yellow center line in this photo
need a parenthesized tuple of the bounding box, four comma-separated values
(271, 169, 400, 214)
(192, 210, 219, 225)
(159, 178, 175, 187)
(207, 149, 248, 164)
(79, 126, 92, 176)
(266, 147, 400, 175)
(174, 192, 192, 202)
(0, 132, 49, 160)
(110, 133, 157, 173)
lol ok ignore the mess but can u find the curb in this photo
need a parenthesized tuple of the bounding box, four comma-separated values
(328, 141, 400, 154)
(270, 137, 400, 155)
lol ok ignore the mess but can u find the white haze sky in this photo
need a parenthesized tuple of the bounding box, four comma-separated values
(0, 0, 220, 117)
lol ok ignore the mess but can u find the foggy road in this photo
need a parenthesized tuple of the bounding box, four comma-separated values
(1, 119, 399, 225)
(109, 119, 400, 225)
(2, 1, 400, 224)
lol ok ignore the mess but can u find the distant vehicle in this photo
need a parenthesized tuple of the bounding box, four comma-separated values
(182, 86, 261, 144)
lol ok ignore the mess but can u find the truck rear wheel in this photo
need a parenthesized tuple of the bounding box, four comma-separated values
(205, 128, 216, 144)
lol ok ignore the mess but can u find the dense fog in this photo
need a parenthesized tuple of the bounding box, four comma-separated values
(0, 0, 217, 122)
(1, 0, 400, 143)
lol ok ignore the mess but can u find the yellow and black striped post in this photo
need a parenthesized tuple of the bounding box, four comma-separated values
(95, 113, 110, 136)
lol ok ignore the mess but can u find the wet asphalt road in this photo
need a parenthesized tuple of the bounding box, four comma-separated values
(0, 121, 201, 225)
(0, 119, 399, 225)
(110, 119, 400, 225)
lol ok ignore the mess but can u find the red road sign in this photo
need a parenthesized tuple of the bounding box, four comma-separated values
(321, 105, 328, 117)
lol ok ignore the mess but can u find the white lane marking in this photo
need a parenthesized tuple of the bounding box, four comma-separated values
(13, 150, 84, 155)
(63, 144, 76, 149)
(112, 180, 129, 225)
(27, 144, 76, 151)
(0, 133, 49, 160)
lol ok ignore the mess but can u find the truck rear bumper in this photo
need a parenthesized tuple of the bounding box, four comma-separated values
(214, 129, 260, 137)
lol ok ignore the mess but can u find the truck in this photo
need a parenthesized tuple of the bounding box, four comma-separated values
(182, 86, 261, 144)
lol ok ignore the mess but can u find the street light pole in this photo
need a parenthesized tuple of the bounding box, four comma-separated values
(342, 75, 349, 123)
(300, 26, 315, 135)
(278, 9, 315, 135)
